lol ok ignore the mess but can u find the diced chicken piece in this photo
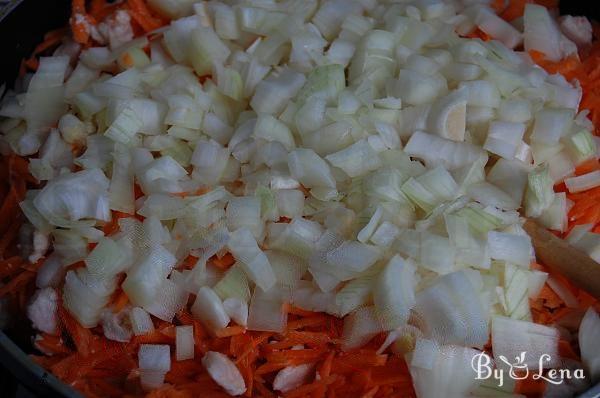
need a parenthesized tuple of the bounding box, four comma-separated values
(273, 363, 315, 393)
(27, 288, 58, 335)
(101, 308, 133, 342)
(28, 230, 49, 264)
(202, 351, 246, 396)
(560, 15, 593, 46)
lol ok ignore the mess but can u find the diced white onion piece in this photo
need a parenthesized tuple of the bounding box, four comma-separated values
(325, 241, 381, 281)
(191, 286, 230, 332)
(226, 197, 262, 238)
(483, 121, 526, 159)
(560, 15, 593, 46)
(27, 288, 58, 335)
(409, 341, 483, 398)
(33, 169, 110, 227)
(566, 129, 597, 164)
(223, 297, 248, 327)
(254, 114, 295, 151)
(129, 307, 155, 336)
(524, 4, 575, 62)
(414, 271, 489, 348)
(388, 69, 447, 106)
(373, 256, 416, 330)
(419, 232, 456, 274)
(525, 165, 555, 218)
(547, 275, 579, 309)
(288, 148, 336, 189)
(475, 8, 522, 49)
(227, 227, 276, 291)
(357, 206, 383, 243)
(214, 264, 251, 302)
(275, 190, 305, 219)
(143, 278, 188, 322)
(202, 351, 246, 396)
(101, 309, 133, 343)
(189, 27, 230, 76)
(122, 245, 177, 307)
(458, 80, 501, 109)
(247, 287, 287, 333)
(342, 306, 383, 351)
(191, 139, 230, 185)
(139, 344, 171, 372)
(487, 231, 532, 267)
(498, 99, 532, 123)
(531, 108, 574, 145)
(86, 238, 128, 278)
(426, 91, 467, 142)
(405, 131, 485, 171)
(251, 69, 306, 115)
(176, 325, 195, 361)
(565, 170, 600, 193)
(273, 364, 315, 393)
(63, 269, 116, 328)
(579, 308, 600, 383)
(492, 316, 560, 369)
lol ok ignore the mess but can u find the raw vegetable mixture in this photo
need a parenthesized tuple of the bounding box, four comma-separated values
(0, 0, 600, 397)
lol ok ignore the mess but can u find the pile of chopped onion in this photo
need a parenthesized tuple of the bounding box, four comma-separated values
(1, 0, 598, 396)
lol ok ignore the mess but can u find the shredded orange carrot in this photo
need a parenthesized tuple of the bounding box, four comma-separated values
(180, 254, 199, 270)
(109, 288, 130, 312)
(575, 158, 600, 176)
(514, 375, 547, 396)
(214, 325, 246, 338)
(209, 252, 235, 270)
(71, 0, 91, 44)
(126, 0, 165, 33)
(102, 211, 132, 235)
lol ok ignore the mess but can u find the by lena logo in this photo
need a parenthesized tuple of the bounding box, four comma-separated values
(471, 351, 585, 387)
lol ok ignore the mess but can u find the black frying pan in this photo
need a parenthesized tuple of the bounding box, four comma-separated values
(0, 1, 599, 397)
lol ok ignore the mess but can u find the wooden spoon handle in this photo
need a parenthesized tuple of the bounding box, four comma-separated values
(523, 220, 600, 300)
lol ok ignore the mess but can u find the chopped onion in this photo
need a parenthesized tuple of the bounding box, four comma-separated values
(579, 308, 600, 383)
(139, 344, 170, 390)
(227, 227, 276, 291)
(176, 325, 195, 361)
(247, 287, 287, 333)
(342, 306, 383, 351)
(373, 256, 416, 330)
(202, 351, 246, 396)
(223, 297, 248, 327)
(565, 170, 600, 193)
(414, 270, 489, 348)
(214, 264, 251, 302)
(129, 307, 155, 336)
(492, 316, 560, 370)
(409, 341, 482, 398)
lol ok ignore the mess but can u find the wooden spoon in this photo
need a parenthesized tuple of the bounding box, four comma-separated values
(523, 219, 600, 300)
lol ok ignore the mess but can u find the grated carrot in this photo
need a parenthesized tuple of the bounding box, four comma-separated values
(209, 252, 235, 270)
(126, 0, 165, 33)
(214, 325, 246, 338)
